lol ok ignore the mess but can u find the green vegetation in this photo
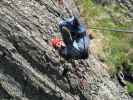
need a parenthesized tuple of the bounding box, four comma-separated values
(77, 0, 133, 93)
(126, 60, 133, 74)
(127, 82, 133, 94)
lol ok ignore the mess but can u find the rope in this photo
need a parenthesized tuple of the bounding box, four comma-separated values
(88, 26, 133, 33)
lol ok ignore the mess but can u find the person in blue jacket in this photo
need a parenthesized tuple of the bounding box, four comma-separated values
(59, 16, 90, 60)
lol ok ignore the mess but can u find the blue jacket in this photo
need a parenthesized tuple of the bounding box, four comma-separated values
(59, 17, 86, 34)
(59, 17, 90, 59)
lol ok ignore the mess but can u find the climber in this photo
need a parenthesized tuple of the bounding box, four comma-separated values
(59, 16, 90, 59)
(50, 16, 90, 60)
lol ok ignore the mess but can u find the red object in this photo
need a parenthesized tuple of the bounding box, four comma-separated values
(50, 37, 64, 48)
(79, 79, 87, 89)
(58, 0, 64, 5)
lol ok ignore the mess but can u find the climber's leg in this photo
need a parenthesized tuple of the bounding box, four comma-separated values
(61, 26, 73, 45)
(59, 45, 81, 60)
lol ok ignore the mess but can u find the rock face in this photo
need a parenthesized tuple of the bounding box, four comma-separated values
(0, 0, 132, 100)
